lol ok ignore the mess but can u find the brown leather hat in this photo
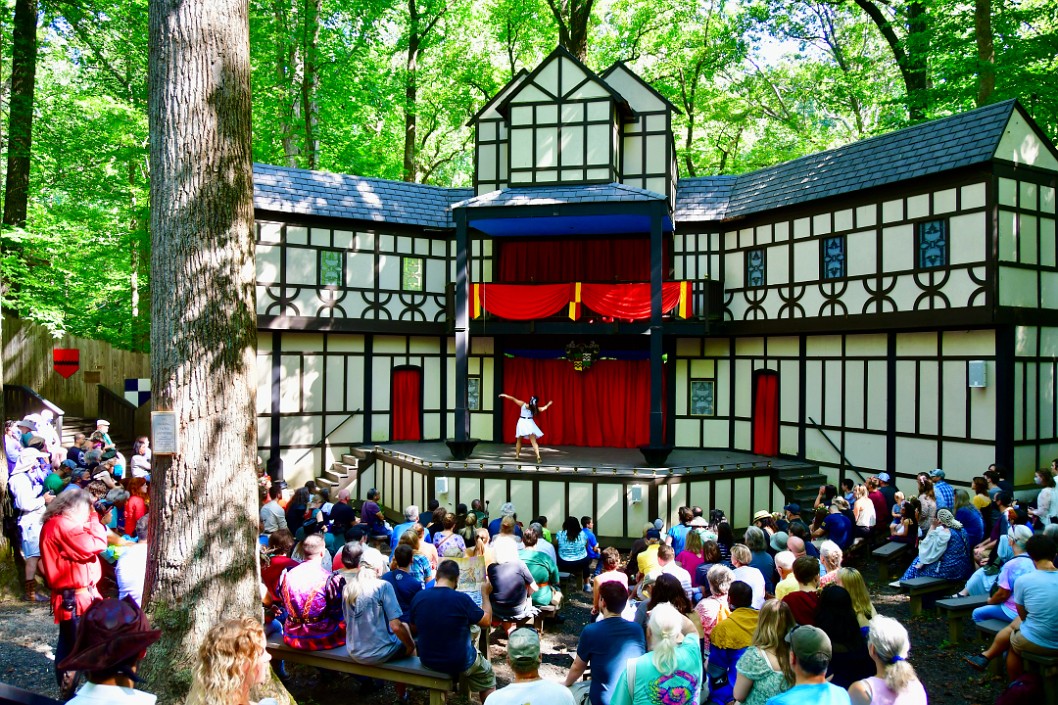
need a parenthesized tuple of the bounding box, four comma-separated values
(57, 597, 161, 672)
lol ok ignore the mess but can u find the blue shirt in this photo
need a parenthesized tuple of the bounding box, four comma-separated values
(822, 513, 852, 550)
(956, 507, 985, 548)
(934, 480, 955, 510)
(583, 527, 600, 558)
(1013, 569, 1058, 650)
(577, 617, 646, 705)
(766, 682, 852, 705)
(488, 517, 522, 538)
(391, 521, 430, 551)
(409, 586, 484, 674)
(667, 523, 691, 555)
(381, 569, 423, 620)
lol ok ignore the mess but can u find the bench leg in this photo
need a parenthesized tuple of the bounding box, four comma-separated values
(909, 594, 923, 617)
(879, 562, 891, 583)
(429, 689, 446, 705)
(948, 615, 962, 644)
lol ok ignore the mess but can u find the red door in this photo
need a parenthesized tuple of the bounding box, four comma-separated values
(392, 367, 422, 441)
(752, 370, 779, 456)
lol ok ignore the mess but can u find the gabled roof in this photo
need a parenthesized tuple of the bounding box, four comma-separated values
(496, 45, 633, 120)
(676, 99, 1021, 222)
(452, 182, 667, 210)
(253, 163, 472, 229)
(468, 69, 529, 125)
(600, 61, 681, 115)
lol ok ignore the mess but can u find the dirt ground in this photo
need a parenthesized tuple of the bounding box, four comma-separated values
(0, 558, 1006, 704)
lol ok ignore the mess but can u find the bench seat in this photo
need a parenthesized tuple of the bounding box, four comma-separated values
(266, 638, 458, 705)
(936, 595, 989, 642)
(872, 541, 910, 582)
(899, 577, 963, 616)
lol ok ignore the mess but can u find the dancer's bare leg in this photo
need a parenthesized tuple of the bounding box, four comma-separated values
(530, 436, 540, 462)
(515, 437, 522, 458)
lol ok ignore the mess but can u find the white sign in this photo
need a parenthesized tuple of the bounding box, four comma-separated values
(151, 411, 179, 456)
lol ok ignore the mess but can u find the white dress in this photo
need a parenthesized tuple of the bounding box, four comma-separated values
(515, 404, 544, 438)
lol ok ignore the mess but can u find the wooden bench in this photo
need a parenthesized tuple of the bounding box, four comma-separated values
(974, 618, 1009, 676)
(0, 683, 62, 705)
(266, 638, 462, 705)
(936, 594, 988, 643)
(873, 541, 910, 582)
(899, 577, 962, 616)
(532, 604, 558, 633)
(844, 537, 869, 566)
(1022, 651, 1058, 705)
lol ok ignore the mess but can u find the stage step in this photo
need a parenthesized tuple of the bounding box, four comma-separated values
(772, 463, 828, 507)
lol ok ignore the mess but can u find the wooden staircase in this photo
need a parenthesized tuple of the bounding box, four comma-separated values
(312, 449, 373, 493)
(772, 462, 829, 509)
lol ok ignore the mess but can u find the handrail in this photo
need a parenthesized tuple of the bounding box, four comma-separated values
(2, 385, 65, 434)
(294, 409, 361, 466)
(807, 416, 868, 484)
(97, 385, 137, 442)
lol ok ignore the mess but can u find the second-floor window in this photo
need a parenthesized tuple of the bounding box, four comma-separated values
(746, 248, 766, 288)
(402, 257, 424, 291)
(319, 249, 343, 287)
(822, 235, 846, 280)
(917, 219, 948, 270)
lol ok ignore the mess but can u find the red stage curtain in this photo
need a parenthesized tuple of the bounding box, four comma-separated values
(496, 238, 671, 283)
(752, 372, 779, 456)
(472, 283, 571, 320)
(392, 368, 422, 441)
(501, 358, 656, 448)
(580, 282, 686, 321)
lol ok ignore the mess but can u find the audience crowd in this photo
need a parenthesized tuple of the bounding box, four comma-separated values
(12, 413, 1058, 705)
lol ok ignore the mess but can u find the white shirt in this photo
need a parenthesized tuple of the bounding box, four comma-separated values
(67, 682, 156, 705)
(116, 543, 148, 606)
(260, 500, 287, 534)
(534, 540, 557, 564)
(660, 561, 694, 602)
(732, 565, 767, 610)
(483, 678, 576, 705)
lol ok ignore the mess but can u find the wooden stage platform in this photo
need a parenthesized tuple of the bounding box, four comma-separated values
(345, 443, 823, 541)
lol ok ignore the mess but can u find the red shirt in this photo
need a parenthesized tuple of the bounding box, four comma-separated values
(262, 556, 299, 601)
(783, 590, 820, 626)
(869, 490, 889, 530)
(125, 495, 148, 537)
(40, 513, 108, 623)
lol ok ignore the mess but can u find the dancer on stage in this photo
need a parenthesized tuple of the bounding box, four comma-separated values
(498, 393, 553, 463)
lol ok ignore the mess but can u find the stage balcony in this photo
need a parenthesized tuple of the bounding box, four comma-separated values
(446, 278, 724, 335)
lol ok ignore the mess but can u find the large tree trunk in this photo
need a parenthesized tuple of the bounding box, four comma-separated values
(3, 0, 39, 227)
(0, 314, 20, 601)
(301, 0, 321, 169)
(851, 0, 929, 121)
(144, 0, 285, 701)
(974, 0, 995, 106)
(274, 0, 302, 167)
(544, 0, 593, 61)
(403, 0, 420, 182)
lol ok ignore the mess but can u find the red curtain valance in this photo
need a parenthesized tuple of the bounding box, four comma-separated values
(471, 282, 692, 321)
(496, 238, 671, 283)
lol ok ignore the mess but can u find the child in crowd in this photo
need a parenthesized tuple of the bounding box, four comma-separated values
(890, 491, 905, 527)
(581, 515, 601, 574)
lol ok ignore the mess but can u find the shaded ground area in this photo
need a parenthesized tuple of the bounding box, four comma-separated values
(0, 559, 1006, 704)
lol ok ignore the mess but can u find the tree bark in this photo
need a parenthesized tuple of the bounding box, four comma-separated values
(851, 0, 929, 121)
(403, 0, 421, 182)
(974, 0, 995, 106)
(3, 0, 39, 227)
(545, 0, 593, 61)
(0, 313, 19, 600)
(274, 0, 302, 167)
(144, 0, 285, 702)
(301, 0, 321, 169)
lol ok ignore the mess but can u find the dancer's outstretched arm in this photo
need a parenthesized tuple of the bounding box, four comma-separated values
(498, 393, 526, 407)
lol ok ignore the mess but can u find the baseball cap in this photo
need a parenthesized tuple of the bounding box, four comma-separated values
(929, 468, 945, 479)
(786, 625, 832, 664)
(783, 503, 801, 514)
(507, 628, 541, 668)
(646, 528, 662, 540)
(97, 419, 110, 427)
(876, 472, 891, 482)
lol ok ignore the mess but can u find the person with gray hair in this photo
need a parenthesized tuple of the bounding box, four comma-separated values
(695, 563, 733, 655)
(849, 615, 926, 705)
(390, 504, 425, 552)
(819, 540, 844, 586)
(970, 523, 1035, 625)
(730, 543, 766, 609)
(744, 525, 777, 592)
(774, 550, 798, 599)
(528, 521, 557, 563)
(115, 514, 150, 605)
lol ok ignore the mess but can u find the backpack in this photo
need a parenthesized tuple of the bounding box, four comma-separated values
(995, 672, 1044, 705)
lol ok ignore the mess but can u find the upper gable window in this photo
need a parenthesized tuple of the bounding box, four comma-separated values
(319, 249, 343, 288)
(746, 248, 766, 288)
(822, 236, 846, 280)
(916, 219, 948, 270)
(402, 257, 424, 291)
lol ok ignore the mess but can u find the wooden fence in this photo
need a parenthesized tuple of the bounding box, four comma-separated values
(2, 316, 150, 418)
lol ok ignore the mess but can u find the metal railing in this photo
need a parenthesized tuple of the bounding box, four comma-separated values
(2, 384, 64, 432)
(807, 416, 868, 484)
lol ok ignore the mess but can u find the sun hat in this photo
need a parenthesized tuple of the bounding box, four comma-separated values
(500, 502, 516, 517)
(97, 419, 111, 427)
(770, 531, 789, 552)
(56, 597, 161, 673)
(752, 510, 772, 523)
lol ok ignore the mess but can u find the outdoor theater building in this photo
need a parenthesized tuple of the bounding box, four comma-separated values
(251, 48, 1058, 536)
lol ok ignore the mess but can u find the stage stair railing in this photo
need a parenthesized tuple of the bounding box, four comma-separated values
(807, 416, 868, 484)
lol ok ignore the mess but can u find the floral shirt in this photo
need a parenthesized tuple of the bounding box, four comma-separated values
(736, 646, 790, 705)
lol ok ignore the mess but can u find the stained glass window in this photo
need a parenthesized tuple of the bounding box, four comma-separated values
(690, 380, 715, 416)
(746, 248, 766, 288)
(917, 220, 948, 270)
(822, 236, 846, 280)
(319, 250, 343, 287)
(402, 257, 424, 291)
(468, 377, 481, 411)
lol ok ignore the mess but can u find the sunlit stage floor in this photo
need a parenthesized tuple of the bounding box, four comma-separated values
(359, 441, 812, 478)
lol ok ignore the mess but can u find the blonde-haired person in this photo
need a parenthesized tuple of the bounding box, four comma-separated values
(852, 485, 876, 539)
(848, 615, 928, 705)
(837, 567, 878, 634)
(732, 598, 796, 705)
(396, 528, 435, 585)
(609, 602, 702, 705)
(818, 540, 844, 587)
(185, 617, 278, 705)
